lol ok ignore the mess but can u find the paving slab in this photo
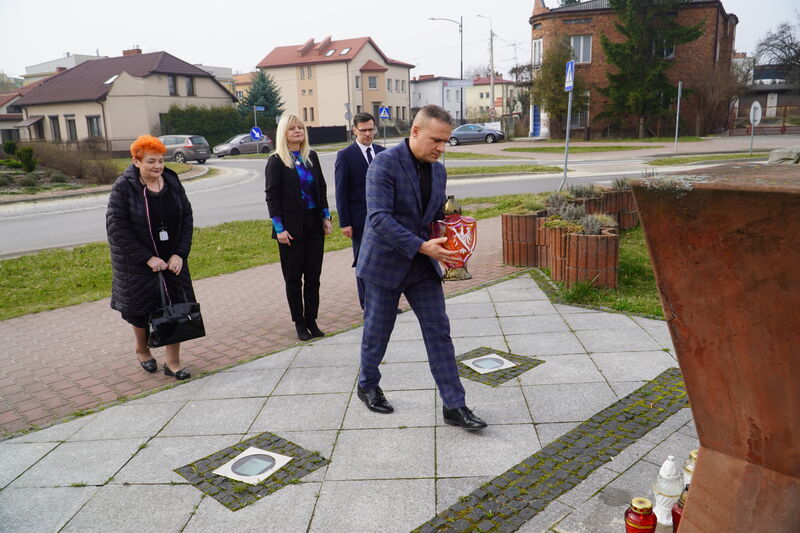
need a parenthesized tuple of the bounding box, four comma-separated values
(184, 483, 320, 533)
(494, 300, 559, 316)
(0, 441, 59, 488)
(516, 354, 605, 386)
(325, 427, 435, 480)
(590, 350, 677, 382)
(575, 328, 663, 353)
(68, 402, 184, 441)
(10, 438, 145, 487)
(191, 369, 282, 399)
(563, 312, 642, 331)
(524, 382, 618, 423)
(292, 343, 360, 368)
(499, 314, 571, 335)
(342, 389, 436, 429)
(435, 423, 540, 478)
(0, 486, 98, 532)
(436, 476, 492, 513)
(249, 392, 349, 432)
(534, 422, 580, 447)
(221, 347, 299, 372)
(445, 302, 498, 319)
(62, 484, 201, 532)
(506, 332, 587, 357)
(158, 398, 265, 437)
(310, 479, 435, 533)
(272, 366, 356, 395)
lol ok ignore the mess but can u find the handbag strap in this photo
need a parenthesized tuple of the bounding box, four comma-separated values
(144, 185, 173, 307)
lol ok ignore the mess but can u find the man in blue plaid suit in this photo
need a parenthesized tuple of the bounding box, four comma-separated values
(355, 105, 487, 430)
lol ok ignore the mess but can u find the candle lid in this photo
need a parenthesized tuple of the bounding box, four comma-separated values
(689, 449, 698, 461)
(631, 497, 653, 513)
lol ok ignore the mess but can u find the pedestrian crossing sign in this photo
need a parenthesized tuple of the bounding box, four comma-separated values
(378, 106, 391, 120)
(565, 60, 575, 92)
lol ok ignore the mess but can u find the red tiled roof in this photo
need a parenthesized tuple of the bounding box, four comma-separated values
(471, 76, 515, 85)
(0, 92, 18, 108)
(233, 72, 256, 84)
(0, 114, 23, 121)
(15, 52, 227, 106)
(359, 60, 388, 72)
(256, 36, 414, 69)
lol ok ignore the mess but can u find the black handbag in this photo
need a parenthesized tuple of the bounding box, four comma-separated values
(147, 272, 206, 348)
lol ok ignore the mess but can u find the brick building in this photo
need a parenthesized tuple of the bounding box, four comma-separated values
(529, 0, 738, 137)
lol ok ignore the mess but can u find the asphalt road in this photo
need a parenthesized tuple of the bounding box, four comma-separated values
(0, 151, 692, 259)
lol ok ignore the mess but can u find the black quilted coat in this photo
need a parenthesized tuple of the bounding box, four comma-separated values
(106, 164, 195, 317)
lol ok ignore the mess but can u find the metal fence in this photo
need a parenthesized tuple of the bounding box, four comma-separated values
(729, 105, 800, 136)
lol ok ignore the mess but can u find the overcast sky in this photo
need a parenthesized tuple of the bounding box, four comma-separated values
(1, 0, 797, 80)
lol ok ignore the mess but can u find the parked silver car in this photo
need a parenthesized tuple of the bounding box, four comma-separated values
(213, 134, 274, 157)
(448, 124, 505, 146)
(158, 135, 211, 164)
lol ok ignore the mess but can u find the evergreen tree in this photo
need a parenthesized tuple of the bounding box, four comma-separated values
(597, 0, 703, 135)
(239, 70, 284, 133)
(560, 0, 580, 6)
(532, 37, 588, 138)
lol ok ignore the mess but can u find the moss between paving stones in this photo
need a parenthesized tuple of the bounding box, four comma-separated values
(456, 347, 544, 387)
(174, 431, 329, 511)
(412, 367, 687, 532)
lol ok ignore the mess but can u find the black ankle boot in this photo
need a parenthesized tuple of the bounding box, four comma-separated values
(306, 319, 324, 338)
(295, 320, 311, 341)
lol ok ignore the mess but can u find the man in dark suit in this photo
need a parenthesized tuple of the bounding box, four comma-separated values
(334, 112, 385, 309)
(354, 105, 487, 431)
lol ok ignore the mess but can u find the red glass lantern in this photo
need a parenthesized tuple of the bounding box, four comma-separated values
(625, 497, 657, 533)
(431, 195, 477, 281)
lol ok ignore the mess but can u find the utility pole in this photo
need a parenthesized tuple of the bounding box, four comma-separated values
(429, 16, 463, 123)
(478, 14, 495, 121)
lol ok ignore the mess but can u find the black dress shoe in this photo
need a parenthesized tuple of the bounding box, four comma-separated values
(295, 321, 311, 341)
(306, 320, 325, 338)
(443, 406, 487, 430)
(357, 385, 394, 414)
(164, 364, 191, 380)
(139, 358, 157, 373)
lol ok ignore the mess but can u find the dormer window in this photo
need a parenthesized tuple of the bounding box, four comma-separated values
(340, 48, 351, 55)
(103, 74, 118, 85)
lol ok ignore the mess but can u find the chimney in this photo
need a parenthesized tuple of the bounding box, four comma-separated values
(297, 38, 315, 56)
(532, 0, 550, 17)
(56, 67, 67, 73)
(122, 47, 142, 56)
(316, 35, 332, 55)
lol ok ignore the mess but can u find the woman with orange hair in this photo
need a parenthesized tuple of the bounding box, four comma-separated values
(106, 134, 196, 380)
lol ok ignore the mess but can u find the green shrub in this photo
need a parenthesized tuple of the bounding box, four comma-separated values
(594, 213, 618, 227)
(545, 192, 570, 216)
(16, 174, 38, 187)
(612, 177, 632, 190)
(0, 175, 12, 187)
(17, 147, 37, 172)
(542, 219, 582, 233)
(83, 160, 117, 184)
(49, 170, 68, 183)
(557, 202, 586, 222)
(580, 214, 603, 235)
(2, 141, 16, 156)
(0, 159, 23, 169)
(567, 183, 597, 198)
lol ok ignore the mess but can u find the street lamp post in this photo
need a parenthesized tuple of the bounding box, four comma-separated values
(477, 14, 495, 121)
(429, 16, 463, 123)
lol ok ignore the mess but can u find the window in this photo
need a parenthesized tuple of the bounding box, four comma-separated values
(309, 89, 313, 95)
(65, 115, 77, 141)
(402, 106, 406, 120)
(86, 115, 102, 137)
(564, 18, 592, 24)
(310, 107, 314, 121)
(387, 78, 392, 91)
(570, 35, 592, 63)
(185, 76, 195, 96)
(356, 105, 362, 113)
(401, 80, 405, 92)
(395, 79, 400, 91)
(49, 116, 61, 141)
(355, 75, 361, 89)
(236, 90, 244, 99)
(340, 47, 351, 55)
(663, 45, 675, 59)
(303, 108, 308, 121)
(307, 66, 312, 79)
(372, 104, 380, 118)
(301, 67, 305, 80)
(325, 49, 336, 56)
(302, 89, 307, 95)
(368, 76, 377, 89)
(532, 38, 543, 68)
(533, 23, 542, 30)
(446, 89, 451, 101)
(395, 106, 400, 119)
(168, 75, 177, 96)
(570, 92, 590, 128)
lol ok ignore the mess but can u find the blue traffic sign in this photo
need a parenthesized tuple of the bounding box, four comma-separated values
(253, 105, 266, 111)
(378, 106, 391, 120)
(565, 60, 575, 92)
(250, 126, 263, 140)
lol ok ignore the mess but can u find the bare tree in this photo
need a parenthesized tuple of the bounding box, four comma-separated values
(756, 16, 800, 86)
(690, 65, 746, 135)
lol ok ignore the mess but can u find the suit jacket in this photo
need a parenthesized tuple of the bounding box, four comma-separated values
(264, 151, 329, 239)
(356, 141, 446, 289)
(334, 142, 385, 229)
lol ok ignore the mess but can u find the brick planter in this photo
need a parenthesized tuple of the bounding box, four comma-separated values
(501, 211, 547, 267)
(564, 231, 620, 288)
(544, 226, 570, 281)
(573, 196, 604, 215)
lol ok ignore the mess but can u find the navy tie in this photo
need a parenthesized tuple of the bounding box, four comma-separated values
(366, 147, 373, 164)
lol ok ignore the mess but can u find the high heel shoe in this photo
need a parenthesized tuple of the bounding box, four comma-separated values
(137, 351, 157, 373)
(306, 319, 325, 338)
(164, 364, 191, 380)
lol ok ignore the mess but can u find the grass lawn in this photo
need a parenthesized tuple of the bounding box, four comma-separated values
(504, 145, 662, 154)
(111, 159, 193, 174)
(647, 153, 769, 166)
(1, 193, 663, 321)
(442, 152, 517, 160)
(544, 136, 703, 143)
(447, 164, 562, 176)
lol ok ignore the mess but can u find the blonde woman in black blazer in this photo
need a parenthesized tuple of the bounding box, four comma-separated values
(265, 113, 332, 340)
